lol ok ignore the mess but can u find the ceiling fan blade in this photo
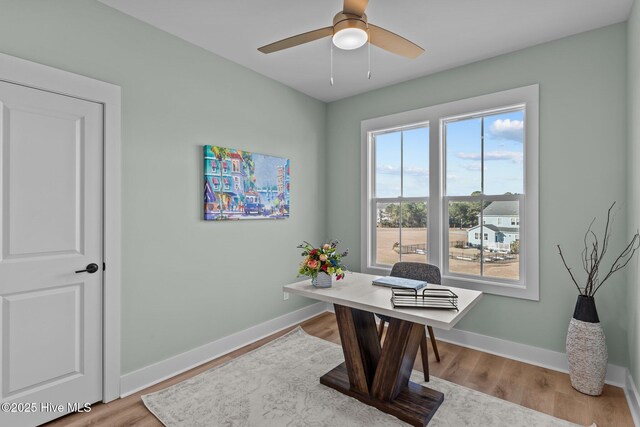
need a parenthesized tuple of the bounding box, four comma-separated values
(343, 0, 369, 16)
(368, 24, 424, 58)
(258, 27, 333, 54)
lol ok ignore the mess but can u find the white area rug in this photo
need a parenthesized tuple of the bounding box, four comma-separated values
(142, 327, 578, 426)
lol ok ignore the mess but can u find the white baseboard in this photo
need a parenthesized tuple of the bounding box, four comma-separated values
(324, 302, 626, 386)
(122, 300, 637, 424)
(119, 302, 327, 397)
(432, 326, 627, 387)
(625, 370, 640, 427)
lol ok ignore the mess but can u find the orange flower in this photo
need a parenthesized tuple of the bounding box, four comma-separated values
(307, 259, 318, 269)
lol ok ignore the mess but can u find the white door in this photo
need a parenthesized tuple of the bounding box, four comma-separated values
(0, 80, 103, 426)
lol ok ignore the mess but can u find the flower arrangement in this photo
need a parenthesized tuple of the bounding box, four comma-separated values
(298, 240, 348, 280)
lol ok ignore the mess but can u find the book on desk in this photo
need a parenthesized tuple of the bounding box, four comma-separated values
(371, 276, 428, 290)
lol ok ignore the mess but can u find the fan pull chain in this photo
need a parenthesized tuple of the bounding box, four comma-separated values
(367, 28, 371, 79)
(330, 42, 334, 86)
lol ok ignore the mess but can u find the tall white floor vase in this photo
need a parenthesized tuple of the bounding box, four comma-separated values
(566, 295, 607, 396)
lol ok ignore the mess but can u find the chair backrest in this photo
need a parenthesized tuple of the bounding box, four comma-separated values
(390, 262, 441, 285)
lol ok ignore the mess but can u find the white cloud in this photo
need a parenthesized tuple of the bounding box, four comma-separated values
(464, 162, 481, 171)
(456, 152, 481, 160)
(489, 119, 524, 142)
(404, 165, 429, 176)
(376, 164, 400, 175)
(486, 151, 523, 162)
(457, 151, 523, 163)
(376, 165, 428, 176)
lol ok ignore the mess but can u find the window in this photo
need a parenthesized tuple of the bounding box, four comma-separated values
(444, 107, 523, 283)
(208, 159, 219, 174)
(362, 85, 539, 300)
(370, 125, 429, 266)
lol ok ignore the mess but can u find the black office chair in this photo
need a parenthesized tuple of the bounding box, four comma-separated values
(376, 262, 441, 382)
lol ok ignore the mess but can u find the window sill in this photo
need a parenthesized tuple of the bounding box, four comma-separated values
(362, 265, 393, 277)
(361, 265, 538, 301)
(442, 274, 539, 300)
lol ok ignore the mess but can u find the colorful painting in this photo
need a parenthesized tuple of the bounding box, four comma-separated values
(204, 145, 290, 220)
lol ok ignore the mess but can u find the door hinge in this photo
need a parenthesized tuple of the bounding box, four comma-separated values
(103, 262, 106, 271)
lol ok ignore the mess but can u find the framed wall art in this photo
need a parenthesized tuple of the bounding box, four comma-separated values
(204, 145, 290, 221)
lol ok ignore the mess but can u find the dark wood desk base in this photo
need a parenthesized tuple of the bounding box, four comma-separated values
(321, 304, 444, 426)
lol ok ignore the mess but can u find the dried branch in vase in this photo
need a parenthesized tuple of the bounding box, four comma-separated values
(557, 202, 640, 297)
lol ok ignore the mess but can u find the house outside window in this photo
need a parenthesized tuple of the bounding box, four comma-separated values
(361, 85, 539, 300)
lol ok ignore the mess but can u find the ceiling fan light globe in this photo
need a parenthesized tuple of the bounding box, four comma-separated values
(332, 28, 368, 50)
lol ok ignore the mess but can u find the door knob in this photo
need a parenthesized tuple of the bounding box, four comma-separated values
(75, 263, 100, 274)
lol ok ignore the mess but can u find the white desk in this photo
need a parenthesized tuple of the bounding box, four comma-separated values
(283, 271, 482, 426)
(283, 272, 482, 330)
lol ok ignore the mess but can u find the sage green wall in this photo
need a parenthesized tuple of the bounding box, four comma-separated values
(0, 0, 633, 376)
(0, 0, 326, 374)
(627, 0, 640, 388)
(326, 24, 630, 365)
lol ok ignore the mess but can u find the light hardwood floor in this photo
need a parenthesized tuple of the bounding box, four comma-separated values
(46, 312, 633, 426)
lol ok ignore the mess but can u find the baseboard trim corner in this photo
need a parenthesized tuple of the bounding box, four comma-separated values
(120, 302, 327, 397)
(625, 370, 640, 426)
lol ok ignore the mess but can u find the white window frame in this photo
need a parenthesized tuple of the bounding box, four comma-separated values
(361, 85, 539, 300)
(368, 122, 430, 270)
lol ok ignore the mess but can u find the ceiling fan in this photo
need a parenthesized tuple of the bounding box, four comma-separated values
(257, 0, 424, 59)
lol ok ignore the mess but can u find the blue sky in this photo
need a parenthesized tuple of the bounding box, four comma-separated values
(375, 127, 429, 197)
(375, 110, 524, 197)
(446, 110, 524, 195)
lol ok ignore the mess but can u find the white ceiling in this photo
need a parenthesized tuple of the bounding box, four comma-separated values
(98, 0, 633, 102)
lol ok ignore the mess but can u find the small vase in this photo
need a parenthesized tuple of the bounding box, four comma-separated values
(566, 295, 608, 396)
(312, 273, 332, 288)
